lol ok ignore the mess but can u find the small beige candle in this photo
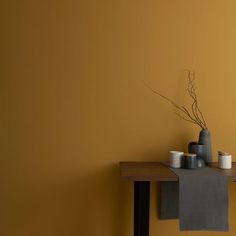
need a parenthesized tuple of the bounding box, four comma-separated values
(218, 151, 232, 169)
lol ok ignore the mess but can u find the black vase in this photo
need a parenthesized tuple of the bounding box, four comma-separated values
(198, 128, 212, 164)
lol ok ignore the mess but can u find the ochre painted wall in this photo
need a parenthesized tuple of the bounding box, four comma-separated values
(2, 0, 236, 235)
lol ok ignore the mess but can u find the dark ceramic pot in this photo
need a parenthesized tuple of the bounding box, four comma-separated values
(196, 157, 205, 168)
(198, 129, 212, 164)
(181, 153, 197, 169)
(188, 142, 206, 159)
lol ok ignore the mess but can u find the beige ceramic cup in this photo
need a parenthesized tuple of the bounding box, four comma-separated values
(218, 154, 232, 169)
(169, 151, 184, 168)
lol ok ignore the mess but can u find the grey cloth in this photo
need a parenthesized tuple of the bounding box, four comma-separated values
(160, 167, 228, 231)
(160, 182, 179, 219)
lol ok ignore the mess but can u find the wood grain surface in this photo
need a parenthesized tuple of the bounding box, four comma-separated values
(120, 162, 236, 181)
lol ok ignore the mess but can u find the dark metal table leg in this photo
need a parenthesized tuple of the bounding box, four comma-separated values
(134, 181, 150, 236)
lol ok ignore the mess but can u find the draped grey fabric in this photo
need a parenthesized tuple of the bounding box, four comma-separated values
(160, 167, 228, 231)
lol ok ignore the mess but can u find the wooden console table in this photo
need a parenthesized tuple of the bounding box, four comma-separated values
(120, 162, 236, 236)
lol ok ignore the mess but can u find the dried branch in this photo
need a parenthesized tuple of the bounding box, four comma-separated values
(186, 70, 207, 128)
(181, 105, 203, 128)
(174, 112, 198, 126)
(143, 71, 207, 130)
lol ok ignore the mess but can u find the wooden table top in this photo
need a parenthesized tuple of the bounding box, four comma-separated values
(120, 162, 236, 181)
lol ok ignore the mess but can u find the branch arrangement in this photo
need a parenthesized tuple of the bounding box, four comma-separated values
(143, 70, 207, 129)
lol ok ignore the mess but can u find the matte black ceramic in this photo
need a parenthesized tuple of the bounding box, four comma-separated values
(182, 154, 197, 169)
(198, 128, 212, 164)
(196, 157, 205, 168)
(188, 142, 206, 159)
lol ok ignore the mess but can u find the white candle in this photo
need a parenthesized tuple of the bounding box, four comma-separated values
(169, 151, 184, 168)
(218, 153, 232, 169)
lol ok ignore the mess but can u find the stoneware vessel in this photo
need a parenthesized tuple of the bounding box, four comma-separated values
(188, 142, 206, 159)
(182, 153, 197, 169)
(198, 128, 212, 164)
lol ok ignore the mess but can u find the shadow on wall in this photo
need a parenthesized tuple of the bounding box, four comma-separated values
(29, 164, 131, 236)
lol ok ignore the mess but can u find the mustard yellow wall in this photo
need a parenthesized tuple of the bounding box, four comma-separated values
(2, 0, 236, 235)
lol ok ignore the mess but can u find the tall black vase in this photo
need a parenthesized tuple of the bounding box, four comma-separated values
(198, 128, 212, 164)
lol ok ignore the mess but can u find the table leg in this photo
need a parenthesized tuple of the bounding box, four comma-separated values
(134, 181, 150, 236)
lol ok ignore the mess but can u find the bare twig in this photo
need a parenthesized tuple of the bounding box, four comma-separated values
(143, 71, 207, 129)
(174, 112, 198, 126)
(186, 70, 207, 128)
(181, 105, 204, 129)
